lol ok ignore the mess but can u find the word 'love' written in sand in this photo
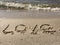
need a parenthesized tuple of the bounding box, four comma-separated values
(2, 24, 59, 35)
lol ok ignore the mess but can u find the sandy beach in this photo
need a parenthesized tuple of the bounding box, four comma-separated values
(0, 7, 60, 45)
(0, 18, 60, 45)
(0, 0, 60, 45)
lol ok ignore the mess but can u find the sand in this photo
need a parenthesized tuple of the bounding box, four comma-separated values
(0, 18, 60, 45)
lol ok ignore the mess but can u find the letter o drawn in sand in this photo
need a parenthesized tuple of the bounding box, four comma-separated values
(15, 24, 26, 34)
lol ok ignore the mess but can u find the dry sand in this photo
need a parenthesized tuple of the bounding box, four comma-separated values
(0, 18, 60, 45)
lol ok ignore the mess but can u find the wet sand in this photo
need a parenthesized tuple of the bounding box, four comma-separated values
(0, 10, 60, 18)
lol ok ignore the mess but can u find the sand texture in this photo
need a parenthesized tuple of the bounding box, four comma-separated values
(0, 18, 60, 45)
